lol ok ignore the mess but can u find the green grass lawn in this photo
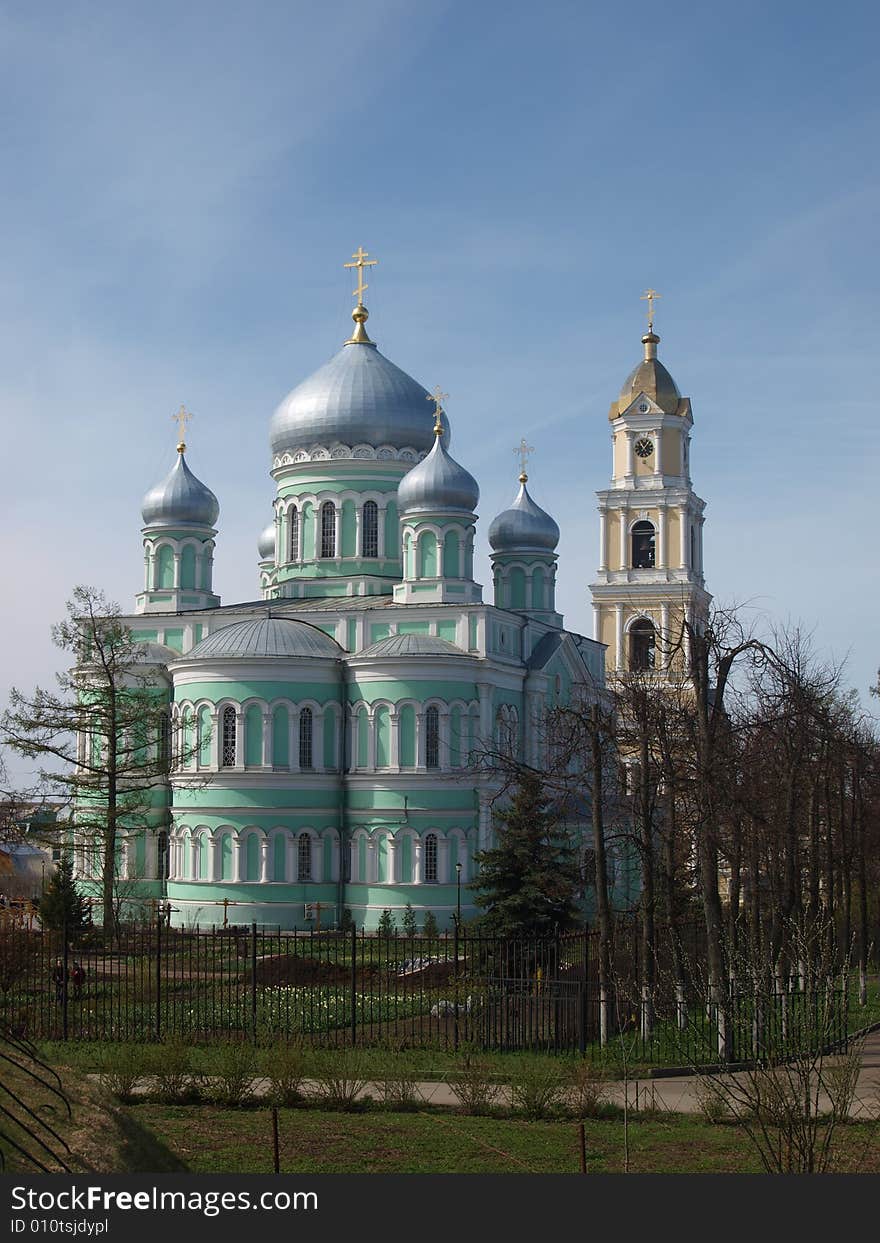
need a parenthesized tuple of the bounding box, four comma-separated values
(124, 1104, 880, 1174)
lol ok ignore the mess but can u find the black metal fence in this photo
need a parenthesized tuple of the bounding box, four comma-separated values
(0, 919, 853, 1063)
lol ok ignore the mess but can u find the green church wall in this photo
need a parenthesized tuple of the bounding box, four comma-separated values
(172, 787, 341, 812)
(369, 623, 392, 644)
(180, 546, 196, 590)
(341, 499, 356, 557)
(164, 628, 184, 653)
(396, 621, 430, 635)
(323, 709, 336, 768)
(174, 680, 341, 706)
(418, 530, 437, 577)
(468, 615, 479, 650)
(301, 501, 316, 559)
(398, 704, 416, 766)
(157, 546, 174, 588)
(375, 706, 390, 767)
(436, 620, 457, 643)
(384, 502, 399, 558)
(443, 530, 459, 578)
(347, 679, 476, 705)
(272, 706, 289, 766)
(197, 706, 211, 765)
(245, 705, 263, 765)
(132, 630, 159, 643)
(346, 618, 357, 651)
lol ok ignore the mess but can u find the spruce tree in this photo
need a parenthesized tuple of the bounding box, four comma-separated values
(377, 908, 396, 938)
(401, 902, 418, 938)
(39, 855, 90, 933)
(472, 772, 581, 937)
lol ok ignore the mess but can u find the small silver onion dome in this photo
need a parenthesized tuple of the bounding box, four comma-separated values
(270, 337, 449, 457)
(141, 452, 220, 528)
(615, 332, 681, 417)
(185, 617, 341, 660)
(397, 431, 479, 515)
(488, 479, 559, 552)
(257, 520, 276, 560)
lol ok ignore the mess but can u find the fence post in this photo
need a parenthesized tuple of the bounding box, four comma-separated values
(350, 923, 357, 1046)
(453, 917, 460, 1053)
(251, 921, 258, 1043)
(579, 924, 589, 1054)
(61, 918, 69, 1041)
(155, 908, 162, 1043)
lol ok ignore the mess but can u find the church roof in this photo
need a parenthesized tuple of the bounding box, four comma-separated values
(185, 617, 341, 661)
(396, 429, 479, 515)
(488, 479, 559, 552)
(269, 332, 449, 457)
(141, 451, 220, 529)
(358, 634, 470, 659)
(612, 332, 681, 418)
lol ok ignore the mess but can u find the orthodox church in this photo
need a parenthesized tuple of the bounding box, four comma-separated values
(76, 256, 705, 931)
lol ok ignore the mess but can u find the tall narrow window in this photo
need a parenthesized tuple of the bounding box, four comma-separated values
(221, 705, 237, 767)
(361, 500, 378, 558)
(288, 506, 299, 562)
(424, 833, 438, 883)
(631, 521, 655, 568)
(157, 830, 168, 881)
(157, 713, 170, 770)
(425, 705, 440, 769)
(630, 619, 656, 671)
(320, 502, 336, 558)
(297, 833, 312, 881)
(299, 707, 313, 769)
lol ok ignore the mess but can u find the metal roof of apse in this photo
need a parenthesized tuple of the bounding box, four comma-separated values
(358, 634, 471, 659)
(185, 617, 341, 660)
(269, 340, 449, 456)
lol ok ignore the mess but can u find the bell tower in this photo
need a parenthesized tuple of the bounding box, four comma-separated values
(589, 294, 711, 678)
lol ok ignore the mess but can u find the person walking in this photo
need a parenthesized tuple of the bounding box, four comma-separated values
(71, 961, 86, 999)
(51, 960, 66, 1004)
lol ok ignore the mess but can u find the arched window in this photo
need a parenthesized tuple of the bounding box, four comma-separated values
(361, 500, 378, 558)
(298, 834, 312, 881)
(299, 707, 313, 769)
(631, 521, 655, 568)
(288, 506, 299, 562)
(157, 713, 170, 770)
(320, 502, 336, 558)
(221, 705, 237, 767)
(630, 619, 656, 671)
(424, 833, 438, 883)
(425, 705, 440, 769)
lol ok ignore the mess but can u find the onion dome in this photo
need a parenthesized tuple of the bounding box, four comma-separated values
(185, 617, 341, 661)
(614, 331, 681, 418)
(488, 478, 560, 553)
(141, 451, 220, 528)
(397, 427, 479, 515)
(359, 634, 470, 658)
(270, 305, 449, 457)
(257, 520, 276, 560)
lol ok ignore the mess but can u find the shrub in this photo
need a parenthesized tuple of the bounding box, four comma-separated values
(565, 1061, 608, 1118)
(148, 1038, 202, 1103)
(209, 1042, 256, 1107)
(421, 911, 439, 942)
(401, 903, 418, 939)
(448, 1049, 498, 1115)
(375, 1041, 422, 1109)
(97, 1043, 145, 1102)
(508, 1056, 566, 1119)
(263, 1040, 307, 1106)
(309, 1048, 370, 1111)
(377, 909, 396, 938)
(694, 1076, 732, 1124)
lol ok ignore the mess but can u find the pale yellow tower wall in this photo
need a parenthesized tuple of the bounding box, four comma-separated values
(634, 452, 653, 479)
(666, 508, 682, 568)
(663, 427, 682, 474)
(612, 433, 626, 479)
(598, 608, 616, 652)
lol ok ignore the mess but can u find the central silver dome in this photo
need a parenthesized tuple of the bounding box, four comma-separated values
(270, 340, 449, 457)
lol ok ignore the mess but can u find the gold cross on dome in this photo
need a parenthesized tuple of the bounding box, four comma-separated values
(343, 246, 378, 305)
(173, 404, 192, 451)
(514, 437, 534, 481)
(427, 386, 448, 434)
(640, 287, 661, 331)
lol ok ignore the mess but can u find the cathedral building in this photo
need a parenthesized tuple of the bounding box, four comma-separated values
(77, 251, 611, 931)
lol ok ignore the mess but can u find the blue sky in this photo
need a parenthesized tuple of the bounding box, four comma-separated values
(1, 0, 878, 772)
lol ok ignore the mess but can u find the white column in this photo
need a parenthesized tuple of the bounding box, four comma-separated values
(598, 508, 607, 572)
(439, 710, 451, 772)
(389, 711, 400, 770)
(313, 711, 324, 770)
(285, 836, 296, 883)
(386, 836, 398, 884)
(477, 683, 492, 746)
(592, 603, 601, 642)
(625, 431, 635, 477)
(331, 836, 340, 882)
(334, 505, 342, 563)
(615, 603, 624, 673)
(367, 711, 377, 770)
(354, 505, 362, 558)
(259, 838, 270, 884)
(208, 836, 219, 882)
(262, 712, 272, 767)
(232, 835, 242, 883)
(437, 836, 450, 884)
(234, 709, 245, 768)
(653, 428, 663, 476)
(210, 711, 220, 769)
(311, 836, 323, 883)
(172, 553, 181, 588)
(289, 709, 300, 772)
(698, 517, 705, 574)
(458, 836, 470, 882)
(377, 507, 387, 558)
(188, 835, 198, 881)
(658, 508, 667, 569)
(145, 832, 158, 880)
(349, 708, 359, 770)
(661, 602, 671, 671)
(411, 838, 423, 885)
(349, 838, 359, 883)
(416, 711, 427, 768)
(477, 796, 492, 853)
(366, 837, 378, 883)
(679, 506, 689, 570)
(619, 509, 628, 570)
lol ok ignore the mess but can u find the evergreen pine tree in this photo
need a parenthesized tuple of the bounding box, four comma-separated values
(472, 772, 581, 937)
(401, 902, 418, 938)
(39, 855, 90, 933)
(421, 910, 439, 941)
(377, 908, 396, 938)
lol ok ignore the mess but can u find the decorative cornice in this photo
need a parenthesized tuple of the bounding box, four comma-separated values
(272, 443, 428, 471)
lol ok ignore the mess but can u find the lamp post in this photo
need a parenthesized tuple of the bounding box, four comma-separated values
(455, 861, 462, 928)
